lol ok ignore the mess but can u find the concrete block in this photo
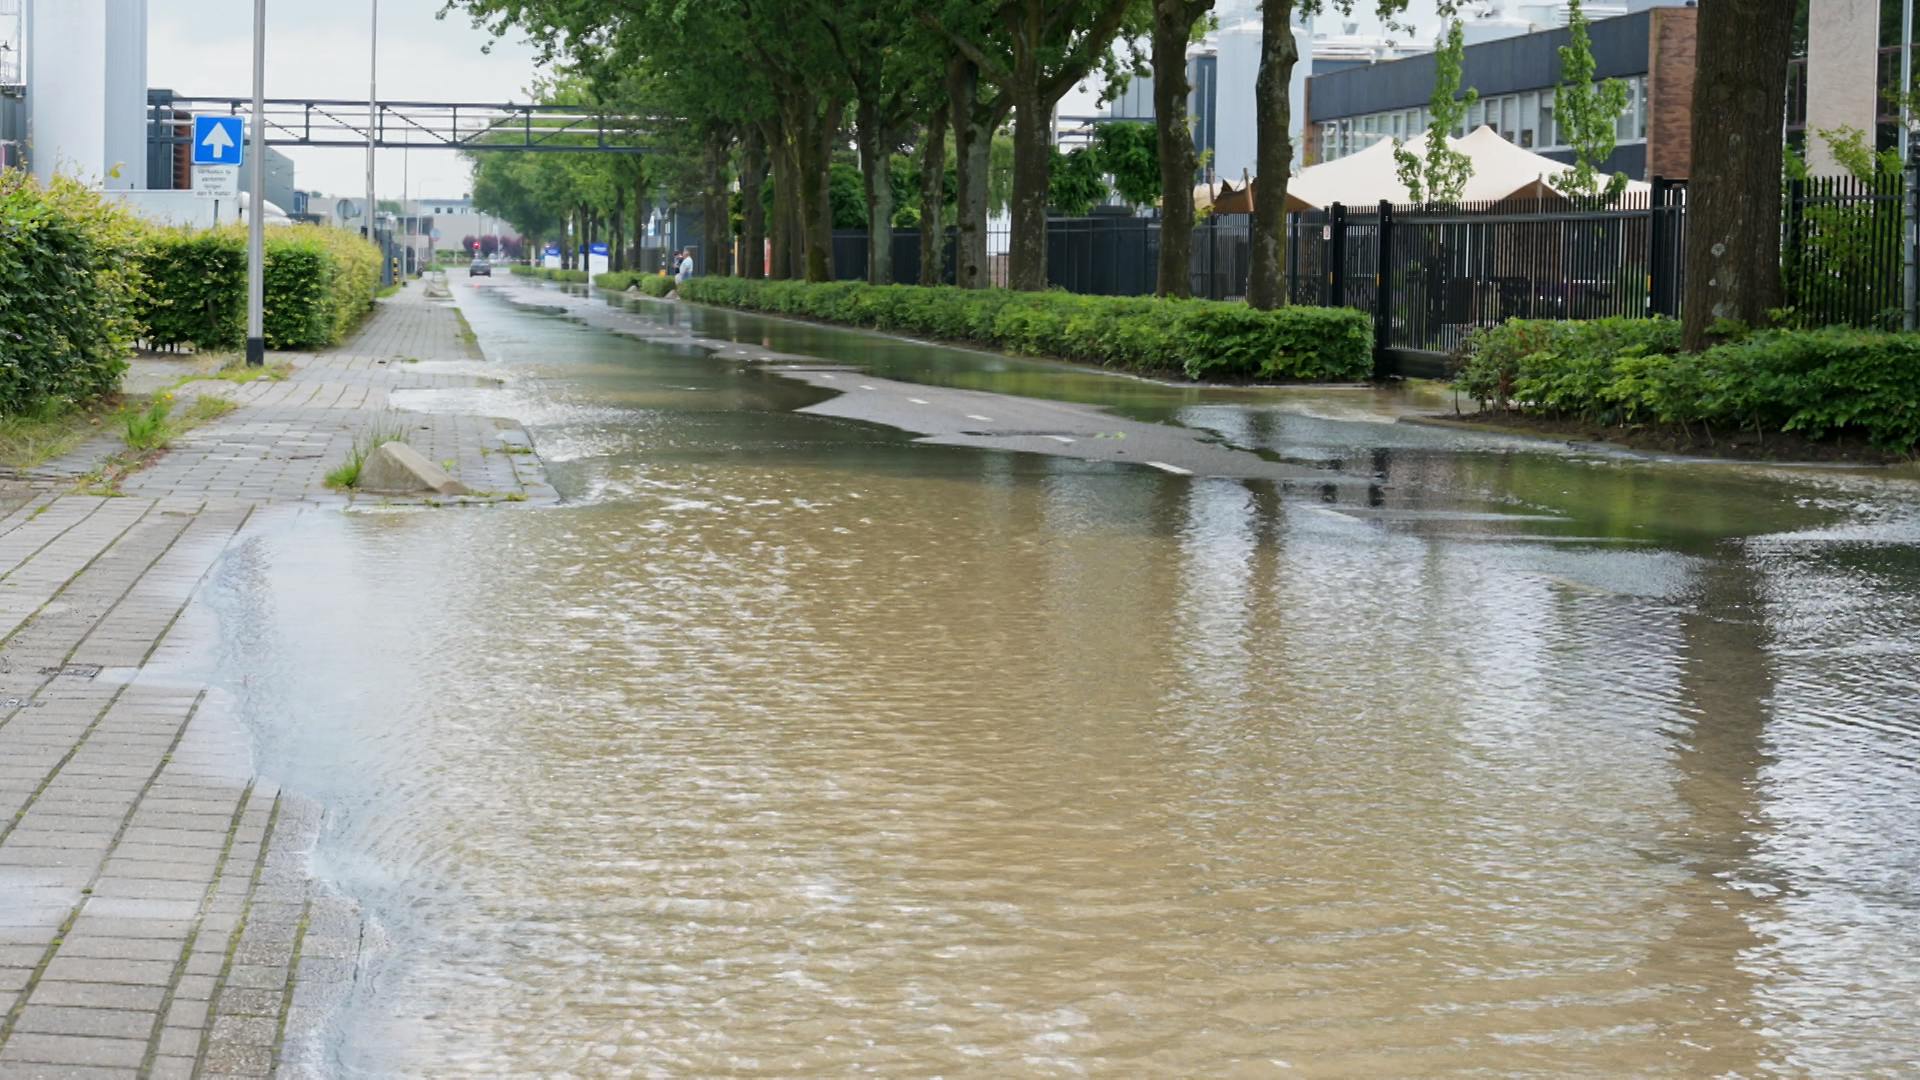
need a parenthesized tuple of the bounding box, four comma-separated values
(354, 443, 469, 496)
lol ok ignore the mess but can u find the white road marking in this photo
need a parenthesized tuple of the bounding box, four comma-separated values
(908, 398, 930, 405)
(819, 374, 836, 380)
(1043, 435, 1076, 444)
(965, 414, 994, 422)
(1144, 461, 1193, 475)
(859, 384, 876, 390)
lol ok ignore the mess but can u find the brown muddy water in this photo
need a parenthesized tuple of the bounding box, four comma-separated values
(204, 282, 1920, 1076)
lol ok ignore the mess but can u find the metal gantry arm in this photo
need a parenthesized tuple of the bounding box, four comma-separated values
(149, 94, 664, 154)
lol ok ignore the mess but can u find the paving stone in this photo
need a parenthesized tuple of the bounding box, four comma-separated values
(0, 1033, 145, 1068)
(12, 1006, 154, 1041)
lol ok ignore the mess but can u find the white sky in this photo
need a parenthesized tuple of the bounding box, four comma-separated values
(147, 0, 545, 199)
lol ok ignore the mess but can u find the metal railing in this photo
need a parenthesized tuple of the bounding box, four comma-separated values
(147, 94, 663, 154)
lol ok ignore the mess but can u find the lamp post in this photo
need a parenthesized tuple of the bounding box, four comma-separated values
(365, 0, 377, 253)
(244, 0, 266, 367)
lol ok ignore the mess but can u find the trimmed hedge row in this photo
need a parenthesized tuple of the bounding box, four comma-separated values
(0, 173, 144, 414)
(593, 271, 674, 297)
(670, 278, 1374, 382)
(510, 264, 589, 283)
(1457, 317, 1920, 452)
(136, 225, 380, 351)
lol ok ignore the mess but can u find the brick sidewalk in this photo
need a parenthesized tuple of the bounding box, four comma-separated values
(0, 280, 546, 1078)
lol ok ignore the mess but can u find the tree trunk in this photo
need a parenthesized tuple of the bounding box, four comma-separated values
(632, 173, 648, 274)
(701, 129, 732, 276)
(856, 100, 896, 285)
(1247, 2, 1299, 309)
(1006, 86, 1053, 292)
(741, 126, 769, 279)
(919, 105, 949, 286)
(612, 184, 627, 272)
(769, 124, 796, 280)
(796, 104, 837, 282)
(949, 59, 994, 289)
(1683, 0, 1794, 349)
(1154, 0, 1209, 298)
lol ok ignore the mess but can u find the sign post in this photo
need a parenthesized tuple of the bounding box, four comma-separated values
(244, 0, 267, 367)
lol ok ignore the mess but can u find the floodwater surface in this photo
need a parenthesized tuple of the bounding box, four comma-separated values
(205, 282, 1920, 1076)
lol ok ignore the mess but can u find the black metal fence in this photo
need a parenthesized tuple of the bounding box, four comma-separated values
(819, 174, 1912, 374)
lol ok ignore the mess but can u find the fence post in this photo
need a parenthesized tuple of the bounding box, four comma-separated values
(1785, 177, 1806, 313)
(1325, 202, 1347, 308)
(1647, 176, 1668, 318)
(1287, 211, 1299, 301)
(1907, 154, 1918, 331)
(1373, 199, 1392, 377)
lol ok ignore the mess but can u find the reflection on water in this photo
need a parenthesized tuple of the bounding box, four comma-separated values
(211, 286, 1920, 1075)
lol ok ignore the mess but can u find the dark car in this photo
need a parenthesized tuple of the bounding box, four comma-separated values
(469, 258, 492, 277)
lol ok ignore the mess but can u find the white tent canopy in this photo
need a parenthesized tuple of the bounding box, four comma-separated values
(1283, 125, 1650, 211)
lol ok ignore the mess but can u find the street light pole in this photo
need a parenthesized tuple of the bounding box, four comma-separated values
(365, 0, 377, 253)
(244, 0, 266, 367)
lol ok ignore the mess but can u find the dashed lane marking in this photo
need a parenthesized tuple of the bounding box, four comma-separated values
(965, 414, 994, 422)
(1043, 435, 1076, 444)
(908, 398, 930, 405)
(1145, 461, 1193, 475)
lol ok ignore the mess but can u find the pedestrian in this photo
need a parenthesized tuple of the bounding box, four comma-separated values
(676, 249, 695, 285)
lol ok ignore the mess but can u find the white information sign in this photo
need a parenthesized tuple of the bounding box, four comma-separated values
(194, 165, 240, 199)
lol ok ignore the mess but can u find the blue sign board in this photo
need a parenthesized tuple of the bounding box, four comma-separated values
(192, 116, 245, 166)
(544, 243, 562, 256)
(589, 243, 610, 256)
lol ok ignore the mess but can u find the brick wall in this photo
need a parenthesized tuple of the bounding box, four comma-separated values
(1646, 6, 1698, 180)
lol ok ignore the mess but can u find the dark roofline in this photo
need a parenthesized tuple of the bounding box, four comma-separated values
(1307, 9, 1655, 123)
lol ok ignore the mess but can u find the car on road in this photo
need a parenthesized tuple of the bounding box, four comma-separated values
(469, 258, 492, 277)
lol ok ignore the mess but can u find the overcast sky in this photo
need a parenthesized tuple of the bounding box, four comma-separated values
(147, 0, 544, 199)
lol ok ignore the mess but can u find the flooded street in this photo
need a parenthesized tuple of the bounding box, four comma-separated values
(209, 282, 1920, 1076)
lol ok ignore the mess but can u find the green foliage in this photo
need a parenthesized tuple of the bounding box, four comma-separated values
(134, 226, 380, 351)
(830, 161, 869, 230)
(120, 395, 174, 451)
(1092, 121, 1159, 208)
(0, 172, 143, 416)
(594, 271, 675, 297)
(1394, 18, 1476, 206)
(678, 278, 1373, 382)
(513, 265, 590, 283)
(1781, 131, 1905, 330)
(1048, 148, 1108, 215)
(1552, 0, 1630, 206)
(1456, 317, 1920, 451)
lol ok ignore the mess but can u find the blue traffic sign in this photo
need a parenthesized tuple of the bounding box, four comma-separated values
(192, 116, 245, 166)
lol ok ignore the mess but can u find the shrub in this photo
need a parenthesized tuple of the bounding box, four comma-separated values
(594, 271, 674, 297)
(675, 278, 1373, 383)
(1455, 316, 1920, 452)
(0, 173, 143, 415)
(135, 225, 379, 351)
(512, 265, 589, 283)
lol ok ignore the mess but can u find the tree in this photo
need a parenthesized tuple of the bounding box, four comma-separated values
(1393, 17, 1475, 206)
(1151, 0, 1211, 296)
(1247, 0, 1411, 310)
(1682, 0, 1795, 349)
(1551, 0, 1629, 206)
(1048, 147, 1107, 214)
(1094, 121, 1159, 208)
(917, 105, 950, 284)
(927, 0, 1150, 291)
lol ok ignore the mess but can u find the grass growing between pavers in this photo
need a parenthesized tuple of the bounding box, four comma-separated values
(76, 394, 241, 496)
(323, 419, 410, 490)
(0, 400, 119, 470)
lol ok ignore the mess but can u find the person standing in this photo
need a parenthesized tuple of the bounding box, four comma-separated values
(676, 249, 695, 285)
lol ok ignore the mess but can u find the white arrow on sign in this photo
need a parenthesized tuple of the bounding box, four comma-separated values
(201, 123, 236, 160)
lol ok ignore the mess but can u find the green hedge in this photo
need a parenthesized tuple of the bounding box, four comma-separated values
(0, 173, 144, 414)
(1456, 317, 1920, 452)
(673, 278, 1374, 382)
(511, 264, 589, 283)
(137, 226, 379, 351)
(594, 271, 674, 297)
